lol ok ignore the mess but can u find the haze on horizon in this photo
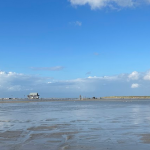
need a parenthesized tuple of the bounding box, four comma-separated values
(0, 0, 150, 98)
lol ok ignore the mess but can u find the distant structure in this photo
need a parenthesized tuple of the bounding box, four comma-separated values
(79, 95, 82, 100)
(27, 93, 39, 99)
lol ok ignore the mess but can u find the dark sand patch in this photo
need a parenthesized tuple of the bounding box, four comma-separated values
(27, 125, 58, 131)
(89, 127, 103, 131)
(27, 132, 76, 141)
(60, 144, 70, 150)
(138, 134, 150, 144)
(117, 139, 125, 144)
(0, 131, 23, 140)
(111, 120, 120, 123)
(45, 118, 57, 121)
(51, 131, 78, 137)
(57, 124, 71, 126)
(0, 120, 11, 123)
(70, 120, 89, 123)
(29, 133, 46, 140)
(47, 140, 62, 143)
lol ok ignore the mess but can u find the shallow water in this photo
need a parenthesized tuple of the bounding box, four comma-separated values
(0, 100, 150, 150)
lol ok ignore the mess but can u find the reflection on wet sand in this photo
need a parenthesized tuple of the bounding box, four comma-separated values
(0, 100, 150, 150)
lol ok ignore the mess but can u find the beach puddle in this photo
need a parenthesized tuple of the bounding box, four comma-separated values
(1, 100, 150, 149)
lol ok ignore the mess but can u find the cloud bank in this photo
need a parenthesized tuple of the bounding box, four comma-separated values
(0, 70, 150, 98)
(69, 0, 150, 9)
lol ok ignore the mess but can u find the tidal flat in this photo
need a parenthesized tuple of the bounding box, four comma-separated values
(0, 100, 150, 150)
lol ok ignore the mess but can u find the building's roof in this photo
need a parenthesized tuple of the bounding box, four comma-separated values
(29, 93, 39, 96)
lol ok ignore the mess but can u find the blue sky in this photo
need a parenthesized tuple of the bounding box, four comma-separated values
(0, 0, 150, 98)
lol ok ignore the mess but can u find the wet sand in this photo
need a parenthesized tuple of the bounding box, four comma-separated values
(0, 100, 150, 150)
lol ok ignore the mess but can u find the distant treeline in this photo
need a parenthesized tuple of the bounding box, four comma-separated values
(102, 96, 150, 99)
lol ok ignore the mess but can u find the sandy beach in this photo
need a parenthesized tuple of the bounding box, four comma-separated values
(0, 100, 150, 150)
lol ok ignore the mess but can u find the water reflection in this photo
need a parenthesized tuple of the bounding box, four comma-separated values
(0, 100, 150, 150)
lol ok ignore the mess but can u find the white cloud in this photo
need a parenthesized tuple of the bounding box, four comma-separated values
(1, 70, 150, 98)
(70, 21, 82, 26)
(0, 71, 48, 92)
(143, 71, 150, 80)
(88, 75, 118, 80)
(69, 0, 150, 9)
(128, 71, 139, 80)
(131, 83, 139, 88)
(75, 21, 82, 26)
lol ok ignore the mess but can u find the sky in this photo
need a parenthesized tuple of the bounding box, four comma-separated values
(0, 0, 150, 98)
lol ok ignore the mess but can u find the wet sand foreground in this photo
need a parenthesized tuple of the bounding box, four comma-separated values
(0, 100, 150, 150)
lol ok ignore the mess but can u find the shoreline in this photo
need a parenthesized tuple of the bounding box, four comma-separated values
(1, 98, 150, 103)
